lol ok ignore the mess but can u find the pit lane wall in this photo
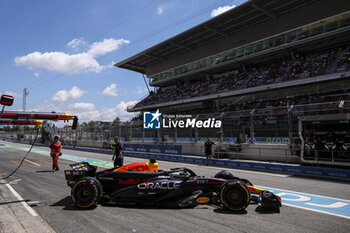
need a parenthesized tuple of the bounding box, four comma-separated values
(60, 144, 350, 181)
(0, 132, 296, 163)
(60, 140, 297, 163)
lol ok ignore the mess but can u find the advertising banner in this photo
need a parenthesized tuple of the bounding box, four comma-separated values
(123, 143, 182, 155)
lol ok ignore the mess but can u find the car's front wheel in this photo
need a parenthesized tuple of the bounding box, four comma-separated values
(219, 180, 250, 212)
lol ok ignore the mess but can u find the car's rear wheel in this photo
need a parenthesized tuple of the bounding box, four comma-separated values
(71, 177, 102, 208)
(219, 180, 250, 212)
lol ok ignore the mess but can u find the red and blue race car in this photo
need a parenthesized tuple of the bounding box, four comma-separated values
(64, 159, 281, 213)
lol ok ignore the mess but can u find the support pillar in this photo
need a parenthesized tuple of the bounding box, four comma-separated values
(250, 109, 255, 144)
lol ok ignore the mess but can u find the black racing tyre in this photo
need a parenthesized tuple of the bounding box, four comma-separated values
(219, 180, 250, 212)
(214, 170, 236, 180)
(71, 177, 102, 208)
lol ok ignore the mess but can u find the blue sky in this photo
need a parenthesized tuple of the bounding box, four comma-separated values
(0, 0, 246, 123)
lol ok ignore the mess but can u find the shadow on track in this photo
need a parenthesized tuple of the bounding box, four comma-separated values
(255, 206, 280, 214)
(213, 208, 247, 215)
(50, 196, 97, 211)
(51, 196, 260, 215)
(101, 202, 207, 210)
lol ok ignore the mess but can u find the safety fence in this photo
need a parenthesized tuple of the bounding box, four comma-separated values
(96, 100, 349, 145)
(1, 100, 348, 145)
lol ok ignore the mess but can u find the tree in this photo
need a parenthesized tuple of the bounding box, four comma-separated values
(81, 122, 88, 129)
(81, 121, 96, 132)
(80, 121, 96, 132)
(110, 117, 121, 138)
(3, 126, 11, 132)
(112, 117, 121, 126)
(12, 125, 20, 132)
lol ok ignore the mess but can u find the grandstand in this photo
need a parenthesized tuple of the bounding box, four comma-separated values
(116, 0, 350, 166)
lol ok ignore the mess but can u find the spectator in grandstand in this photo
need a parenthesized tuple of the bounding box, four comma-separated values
(133, 46, 346, 109)
(305, 129, 319, 158)
(310, 129, 319, 144)
(336, 47, 350, 71)
(204, 137, 217, 166)
(335, 129, 350, 159)
(323, 131, 338, 159)
(324, 130, 337, 145)
(343, 129, 350, 142)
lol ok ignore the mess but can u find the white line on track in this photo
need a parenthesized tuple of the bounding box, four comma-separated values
(5, 183, 38, 217)
(27, 201, 40, 206)
(9, 179, 22, 184)
(257, 184, 350, 220)
(282, 203, 350, 220)
(260, 185, 350, 203)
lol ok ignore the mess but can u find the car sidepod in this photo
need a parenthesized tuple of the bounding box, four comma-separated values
(106, 176, 186, 205)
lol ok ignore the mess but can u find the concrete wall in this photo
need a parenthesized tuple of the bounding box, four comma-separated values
(0, 132, 299, 163)
(236, 143, 298, 163)
(62, 139, 298, 163)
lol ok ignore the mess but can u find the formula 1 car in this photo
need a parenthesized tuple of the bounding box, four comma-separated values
(64, 159, 281, 212)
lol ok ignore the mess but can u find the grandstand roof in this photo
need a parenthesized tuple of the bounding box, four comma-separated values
(115, 0, 317, 74)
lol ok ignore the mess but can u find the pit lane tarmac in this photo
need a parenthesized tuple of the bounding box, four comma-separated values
(1, 141, 350, 233)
